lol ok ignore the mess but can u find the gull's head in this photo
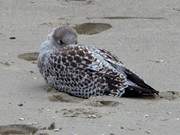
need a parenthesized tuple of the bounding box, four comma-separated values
(51, 26, 77, 46)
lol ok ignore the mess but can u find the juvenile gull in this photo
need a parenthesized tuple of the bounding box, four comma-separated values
(38, 26, 159, 98)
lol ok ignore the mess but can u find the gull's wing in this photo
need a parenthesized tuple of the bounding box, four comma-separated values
(48, 45, 128, 96)
(47, 44, 158, 97)
(91, 47, 159, 97)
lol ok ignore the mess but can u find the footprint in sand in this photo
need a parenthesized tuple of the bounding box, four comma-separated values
(0, 61, 11, 67)
(48, 93, 84, 103)
(0, 124, 38, 135)
(64, 0, 94, 4)
(18, 52, 39, 63)
(158, 91, 180, 100)
(47, 87, 120, 107)
(73, 23, 112, 35)
(61, 108, 101, 118)
(48, 92, 120, 107)
(97, 16, 165, 20)
(47, 89, 103, 119)
(84, 96, 120, 107)
(47, 87, 84, 103)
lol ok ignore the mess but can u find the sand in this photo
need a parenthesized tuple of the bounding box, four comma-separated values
(0, 0, 180, 134)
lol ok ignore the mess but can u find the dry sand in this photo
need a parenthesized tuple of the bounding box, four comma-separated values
(0, 0, 180, 134)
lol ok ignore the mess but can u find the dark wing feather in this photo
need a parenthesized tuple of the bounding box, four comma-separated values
(124, 68, 155, 90)
(124, 68, 159, 96)
(98, 48, 123, 64)
(96, 48, 159, 97)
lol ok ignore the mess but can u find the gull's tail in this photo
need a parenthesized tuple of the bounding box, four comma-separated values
(122, 68, 159, 97)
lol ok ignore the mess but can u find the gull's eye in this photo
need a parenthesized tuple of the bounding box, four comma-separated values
(57, 40, 64, 44)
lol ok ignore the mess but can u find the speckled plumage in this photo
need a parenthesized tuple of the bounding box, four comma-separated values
(38, 26, 158, 98)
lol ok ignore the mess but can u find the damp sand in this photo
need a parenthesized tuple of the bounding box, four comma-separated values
(0, 0, 180, 135)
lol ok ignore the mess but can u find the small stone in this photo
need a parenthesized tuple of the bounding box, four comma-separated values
(120, 126, 124, 129)
(46, 109, 50, 112)
(4, 62, 11, 66)
(48, 122, 55, 130)
(33, 77, 37, 80)
(0, 61, 11, 66)
(149, 59, 165, 63)
(151, 59, 164, 63)
(18, 103, 23, 107)
(160, 118, 169, 121)
(145, 130, 151, 134)
(9, 36, 16, 39)
(55, 110, 59, 113)
(40, 127, 47, 130)
(176, 118, 180, 121)
(166, 112, 172, 115)
(32, 121, 39, 125)
(30, 70, 34, 73)
(108, 124, 112, 127)
(144, 114, 149, 118)
(157, 59, 164, 63)
(54, 128, 60, 132)
(127, 128, 135, 131)
(86, 0, 93, 4)
(88, 114, 97, 118)
(32, 61, 37, 64)
(30, 1, 35, 4)
(19, 117, 25, 121)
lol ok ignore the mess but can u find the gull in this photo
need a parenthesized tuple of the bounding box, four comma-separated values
(38, 26, 159, 98)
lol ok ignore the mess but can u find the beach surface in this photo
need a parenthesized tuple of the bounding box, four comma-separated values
(0, 0, 180, 134)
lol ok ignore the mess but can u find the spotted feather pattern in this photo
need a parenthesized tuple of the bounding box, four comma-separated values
(38, 41, 127, 98)
(98, 48, 122, 63)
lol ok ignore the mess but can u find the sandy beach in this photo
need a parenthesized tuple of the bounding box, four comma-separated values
(0, 0, 180, 134)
